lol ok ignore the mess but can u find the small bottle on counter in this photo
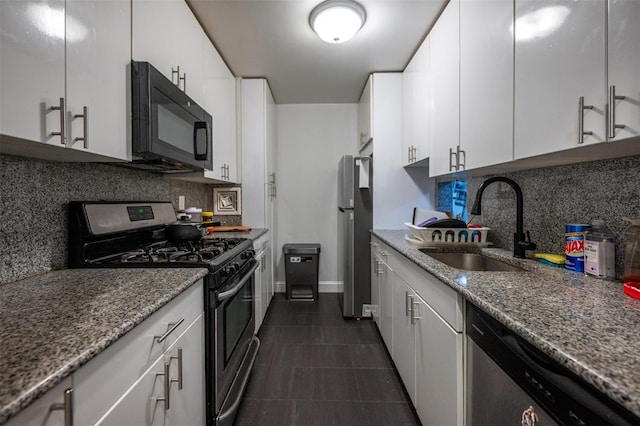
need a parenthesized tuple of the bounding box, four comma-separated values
(584, 219, 615, 280)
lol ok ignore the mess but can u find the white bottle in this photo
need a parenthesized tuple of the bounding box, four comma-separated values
(584, 219, 615, 280)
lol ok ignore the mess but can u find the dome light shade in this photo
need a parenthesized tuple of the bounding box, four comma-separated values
(310, 0, 366, 44)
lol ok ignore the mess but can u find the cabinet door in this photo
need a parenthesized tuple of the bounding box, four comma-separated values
(378, 253, 394, 351)
(402, 37, 430, 166)
(254, 252, 264, 333)
(264, 242, 273, 308)
(132, 0, 204, 106)
(370, 244, 380, 324)
(95, 355, 167, 426)
(429, 0, 460, 177)
(358, 76, 372, 151)
(203, 36, 237, 182)
(608, 0, 640, 141)
(0, 0, 65, 144)
(414, 294, 463, 426)
(165, 314, 205, 426)
(514, 0, 606, 159)
(391, 275, 416, 403)
(65, 0, 130, 160)
(460, 0, 513, 170)
(5, 377, 72, 426)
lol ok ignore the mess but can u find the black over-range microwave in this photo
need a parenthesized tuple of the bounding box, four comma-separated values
(130, 60, 212, 172)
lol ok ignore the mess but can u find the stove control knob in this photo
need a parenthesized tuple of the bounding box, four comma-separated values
(242, 250, 255, 259)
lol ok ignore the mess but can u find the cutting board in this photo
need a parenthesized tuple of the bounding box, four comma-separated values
(209, 225, 252, 232)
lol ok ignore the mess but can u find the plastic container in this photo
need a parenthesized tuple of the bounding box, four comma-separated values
(584, 220, 615, 280)
(405, 223, 491, 247)
(623, 218, 640, 300)
(565, 224, 590, 272)
(283, 244, 321, 301)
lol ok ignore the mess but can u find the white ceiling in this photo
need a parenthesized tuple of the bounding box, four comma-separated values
(186, 0, 447, 104)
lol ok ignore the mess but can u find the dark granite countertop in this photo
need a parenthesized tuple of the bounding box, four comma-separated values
(0, 268, 208, 425)
(372, 229, 640, 419)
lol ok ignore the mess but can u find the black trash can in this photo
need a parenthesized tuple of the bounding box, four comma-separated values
(283, 243, 321, 301)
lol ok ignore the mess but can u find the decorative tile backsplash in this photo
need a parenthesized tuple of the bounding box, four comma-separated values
(463, 154, 640, 279)
(0, 154, 240, 284)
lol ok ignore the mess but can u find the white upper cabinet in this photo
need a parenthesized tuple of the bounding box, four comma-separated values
(1, 0, 130, 161)
(202, 37, 238, 183)
(402, 36, 431, 167)
(1, 0, 65, 145)
(358, 76, 373, 152)
(132, 0, 205, 107)
(241, 79, 277, 228)
(514, 0, 606, 159)
(429, 0, 460, 177)
(460, 0, 513, 170)
(607, 0, 640, 141)
(65, 0, 130, 160)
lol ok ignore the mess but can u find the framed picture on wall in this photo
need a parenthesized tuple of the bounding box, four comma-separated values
(213, 187, 242, 215)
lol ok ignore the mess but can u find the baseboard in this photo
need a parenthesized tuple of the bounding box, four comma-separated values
(275, 281, 343, 294)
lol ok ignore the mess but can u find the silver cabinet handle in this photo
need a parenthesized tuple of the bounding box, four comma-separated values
(457, 146, 466, 170)
(172, 66, 180, 86)
(405, 292, 413, 317)
(181, 73, 186, 92)
(578, 96, 594, 144)
(413, 146, 417, 162)
(73, 106, 88, 148)
(608, 85, 626, 138)
(155, 318, 184, 343)
(49, 388, 73, 426)
(156, 362, 170, 410)
(50, 97, 66, 144)
(449, 147, 457, 171)
(170, 347, 183, 390)
(410, 301, 422, 325)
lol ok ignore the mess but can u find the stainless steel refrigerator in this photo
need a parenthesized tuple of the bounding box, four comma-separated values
(337, 155, 372, 317)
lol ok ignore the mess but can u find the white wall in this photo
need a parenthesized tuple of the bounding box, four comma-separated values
(275, 104, 358, 292)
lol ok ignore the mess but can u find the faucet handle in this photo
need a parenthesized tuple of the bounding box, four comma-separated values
(522, 231, 537, 250)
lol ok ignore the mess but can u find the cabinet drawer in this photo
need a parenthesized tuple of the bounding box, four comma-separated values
(74, 280, 204, 425)
(388, 247, 463, 332)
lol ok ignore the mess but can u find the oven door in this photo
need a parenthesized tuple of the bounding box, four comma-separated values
(211, 260, 259, 426)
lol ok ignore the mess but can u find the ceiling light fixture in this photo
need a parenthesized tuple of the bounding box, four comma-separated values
(309, 0, 366, 44)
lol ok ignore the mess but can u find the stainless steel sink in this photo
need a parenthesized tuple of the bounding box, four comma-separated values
(420, 251, 526, 272)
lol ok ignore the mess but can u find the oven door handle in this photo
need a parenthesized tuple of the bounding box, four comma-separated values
(217, 261, 259, 302)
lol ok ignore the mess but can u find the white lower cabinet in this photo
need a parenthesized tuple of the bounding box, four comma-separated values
(254, 233, 274, 332)
(392, 275, 416, 404)
(414, 293, 463, 426)
(371, 241, 393, 351)
(96, 313, 205, 426)
(5, 377, 73, 426)
(371, 236, 464, 425)
(75, 281, 204, 426)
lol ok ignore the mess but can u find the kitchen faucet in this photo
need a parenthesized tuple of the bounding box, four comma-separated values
(470, 177, 536, 258)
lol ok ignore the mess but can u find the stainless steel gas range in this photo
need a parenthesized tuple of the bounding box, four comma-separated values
(68, 201, 260, 426)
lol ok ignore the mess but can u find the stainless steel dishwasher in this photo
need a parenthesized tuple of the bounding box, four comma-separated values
(466, 302, 638, 425)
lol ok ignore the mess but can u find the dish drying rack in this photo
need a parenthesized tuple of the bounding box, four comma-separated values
(404, 222, 492, 248)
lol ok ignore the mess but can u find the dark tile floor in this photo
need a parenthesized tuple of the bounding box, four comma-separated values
(234, 293, 421, 426)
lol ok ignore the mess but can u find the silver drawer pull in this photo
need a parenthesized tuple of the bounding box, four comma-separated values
(156, 362, 170, 410)
(155, 318, 184, 343)
(410, 301, 422, 325)
(49, 388, 73, 426)
(170, 347, 183, 390)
